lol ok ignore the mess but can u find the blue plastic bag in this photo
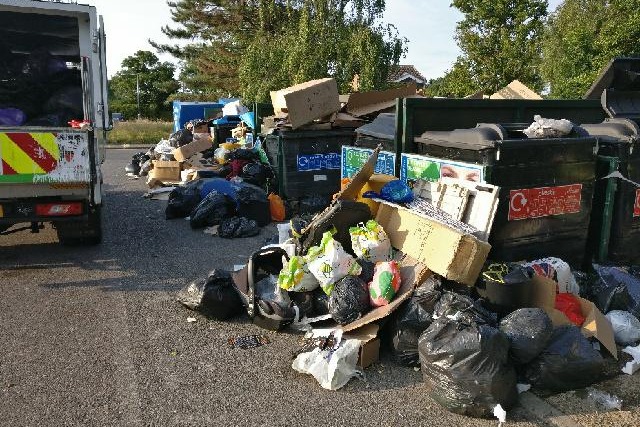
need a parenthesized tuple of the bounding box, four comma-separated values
(363, 179, 414, 204)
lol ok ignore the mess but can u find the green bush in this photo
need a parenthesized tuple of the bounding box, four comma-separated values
(108, 120, 173, 145)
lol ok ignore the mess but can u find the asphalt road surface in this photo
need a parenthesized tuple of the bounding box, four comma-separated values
(1, 148, 639, 426)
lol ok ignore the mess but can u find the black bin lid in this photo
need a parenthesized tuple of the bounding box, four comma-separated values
(585, 57, 640, 121)
(355, 113, 396, 140)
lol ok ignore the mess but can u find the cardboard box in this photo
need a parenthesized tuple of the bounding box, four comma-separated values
(375, 202, 490, 286)
(489, 79, 543, 100)
(270, 78, 341, 129)
(342, 323, 380, 369)
(150, 160, 181, 181)
(172, 137, 212, 162)
(530, 276, 618, 359)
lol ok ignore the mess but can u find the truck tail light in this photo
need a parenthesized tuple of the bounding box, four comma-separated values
(36, 202, 83, 216)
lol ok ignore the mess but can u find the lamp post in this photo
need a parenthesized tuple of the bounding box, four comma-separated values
(136, 74, 141, 120)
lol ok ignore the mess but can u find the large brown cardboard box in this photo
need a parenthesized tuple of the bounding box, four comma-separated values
(270, 78, 341, 129)
(375, 201, 490, 286)
(172, 137, 212, 162)
(150, 160, 181, 181)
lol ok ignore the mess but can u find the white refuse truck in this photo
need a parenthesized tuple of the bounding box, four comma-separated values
(0, 0, 109, 244)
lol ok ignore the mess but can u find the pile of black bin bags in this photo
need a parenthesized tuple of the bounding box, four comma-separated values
(0, 47, 84, 127)
(386, 275, 610, 418)
(164, 178, 270, 238)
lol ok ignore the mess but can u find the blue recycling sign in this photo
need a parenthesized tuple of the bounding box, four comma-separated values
(297, 153, 341, 172)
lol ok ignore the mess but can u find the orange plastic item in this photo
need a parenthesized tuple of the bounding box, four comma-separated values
(268, 193, 286, 222)
(555, 293, 585, 326)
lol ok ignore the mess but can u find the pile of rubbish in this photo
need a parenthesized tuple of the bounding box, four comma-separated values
(174, 147, 640, 421)
(126, 101, 287, 238)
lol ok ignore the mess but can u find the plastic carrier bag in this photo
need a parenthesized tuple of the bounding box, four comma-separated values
(306, 231, 362, 295)
(369, 261, 402, 307)
(606, 310, 640, 346)
(277, 255, 320, 292)
(349, 220, 393, 263)
(292, 337, 363, 390)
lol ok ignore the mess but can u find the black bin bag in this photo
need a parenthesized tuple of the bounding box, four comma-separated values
(235, 184, 271, 226)
(524, 325, 606, 393)
(328, 275, 370, 325)
(589, 264, 640, 319)
(219, 216, 260, 239)
(389, 276, 442, 366)
(418, 314, 517, 418)
(190, 191, 235, 229)
(499, 308, 554, 365)
(165, 181, 202, 219)
(176, 269, 244, 320)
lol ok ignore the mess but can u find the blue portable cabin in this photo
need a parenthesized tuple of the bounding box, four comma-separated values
(172, 101, 224, 132)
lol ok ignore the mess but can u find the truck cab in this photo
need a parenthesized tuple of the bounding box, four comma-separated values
(0, 0, 109, 244)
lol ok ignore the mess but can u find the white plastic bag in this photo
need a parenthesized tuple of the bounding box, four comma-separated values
(291, 338, 363, 390)
(523, 115, 574, 138)
(523, 257, 579, 294)
(222, 100, 249, 117)
(306, 231, 362, 295)
(154, 139, 174, 155)
(349, 220, 392, 263)
(606, 310, 640, 346)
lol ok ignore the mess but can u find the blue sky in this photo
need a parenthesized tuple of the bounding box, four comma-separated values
(89, 0, 565, 80)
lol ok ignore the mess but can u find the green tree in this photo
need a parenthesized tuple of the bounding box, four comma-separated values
(109, 51, 180, 120)
(240, 0, 405, 101)
(437, 0, 548, 97)
(423, 57, 478, 98)
(153, 1, 405, 102)
(542, 0, 640, 98)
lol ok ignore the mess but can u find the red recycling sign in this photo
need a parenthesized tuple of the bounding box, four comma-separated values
(634, 189, 640, 217)
(508, 184, 583, 221)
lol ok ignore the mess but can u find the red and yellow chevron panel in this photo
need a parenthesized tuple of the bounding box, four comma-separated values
(0, 132, 60, 177)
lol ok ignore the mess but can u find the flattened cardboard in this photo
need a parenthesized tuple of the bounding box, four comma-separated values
(270, 78, 341, 129)
(336, 145, 382, 201)
(375, 201, 490, 286)
(345, 84, 417, 117)
(332, 112, 365, 129)
(530, 276, 618, 359)
(172, 137, 212, 162)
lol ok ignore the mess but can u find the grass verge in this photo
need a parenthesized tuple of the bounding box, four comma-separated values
(108, 120, 172, 145)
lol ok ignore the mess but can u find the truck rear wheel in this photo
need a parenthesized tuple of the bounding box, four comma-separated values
(56, 206, 102, 245)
